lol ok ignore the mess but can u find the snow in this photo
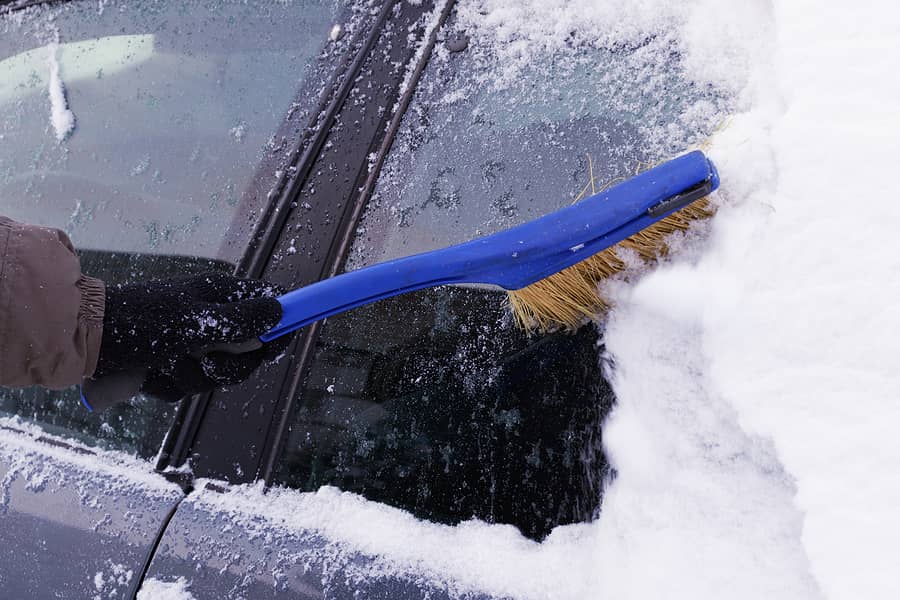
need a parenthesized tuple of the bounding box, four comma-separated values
(229, 122, 247, 142)
(695, 2, 900, 597)
(46, 41, 75, 141)
(191, 482, 599, 599)
(0, 415, 182, 505)
(92, 561, 134, 600)
(601, 0, 900, 598)
(136, 577, 195, 600)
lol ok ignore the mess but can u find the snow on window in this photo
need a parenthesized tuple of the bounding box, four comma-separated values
(136, 577, 195, 600)
(348, 0, 735, 270)
(91, 560, 134, 600)
(46, 41, 75, 141)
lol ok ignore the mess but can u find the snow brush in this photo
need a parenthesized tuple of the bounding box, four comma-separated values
(81, 151, 717, 411)
(263, 150, 718, 339)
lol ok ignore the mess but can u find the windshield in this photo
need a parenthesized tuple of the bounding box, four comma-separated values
(0, 0, 344, 262)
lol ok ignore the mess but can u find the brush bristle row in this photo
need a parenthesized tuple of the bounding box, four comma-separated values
(507, 198, 714, 332)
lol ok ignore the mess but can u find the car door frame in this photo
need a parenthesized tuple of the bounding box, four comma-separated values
(155, 0, 459, 490)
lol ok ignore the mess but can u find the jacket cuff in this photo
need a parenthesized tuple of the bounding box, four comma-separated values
(77, 274, 105, 378)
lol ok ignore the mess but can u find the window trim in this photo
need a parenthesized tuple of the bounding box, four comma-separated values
(259, 0, 459, 487)
(160, 0, 460, 485)
(154, 0, 398, 474)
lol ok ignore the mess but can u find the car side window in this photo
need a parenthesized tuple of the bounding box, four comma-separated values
(0, 0, 347, 457)
(274, 4, 728, 538)
(277, 286, 611, 540)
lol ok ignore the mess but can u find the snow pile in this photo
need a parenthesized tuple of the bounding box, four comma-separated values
(46, 40, 75, 140)
(697, 2, 900, 597)
(136, 577, 195, 600)
(599, 0, 900, 599)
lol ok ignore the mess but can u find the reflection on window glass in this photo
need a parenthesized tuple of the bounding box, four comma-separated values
(0, 0, 343, 259)
(0, 0, 346, 456)
(278, 287, 612, 540)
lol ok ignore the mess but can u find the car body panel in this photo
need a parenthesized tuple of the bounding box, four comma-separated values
(142, 482, 494, 599)
(0, 420, 182, 599)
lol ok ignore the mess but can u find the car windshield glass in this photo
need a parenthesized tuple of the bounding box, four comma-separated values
(277, 3, 730, 539)
(0, 0, 347, 457)
(0, 0, 344, 261)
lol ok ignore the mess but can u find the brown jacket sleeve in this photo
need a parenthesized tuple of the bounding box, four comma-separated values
(0, 216, 105, 389)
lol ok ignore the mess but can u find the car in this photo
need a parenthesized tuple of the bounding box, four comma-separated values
(0, 0, 723, 597)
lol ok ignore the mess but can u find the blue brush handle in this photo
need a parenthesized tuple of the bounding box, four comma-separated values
(261, 150, 718, 341)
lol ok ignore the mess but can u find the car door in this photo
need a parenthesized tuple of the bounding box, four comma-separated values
(0, 1, 356, 597)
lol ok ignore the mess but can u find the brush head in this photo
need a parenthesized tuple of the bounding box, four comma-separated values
(507, 197, 714, 332)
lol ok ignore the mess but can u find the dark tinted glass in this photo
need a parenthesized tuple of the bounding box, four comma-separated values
(278, 287, 612, 540)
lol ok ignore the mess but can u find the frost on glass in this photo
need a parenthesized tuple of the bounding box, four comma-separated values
(0, 0, 348, 456)
(349, 4, 731, 268)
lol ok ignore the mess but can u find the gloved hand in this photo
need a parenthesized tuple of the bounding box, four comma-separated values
(94, 272, 288, 403)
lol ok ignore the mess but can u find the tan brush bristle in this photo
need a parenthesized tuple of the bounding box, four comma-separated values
(507, 197, 714, 332)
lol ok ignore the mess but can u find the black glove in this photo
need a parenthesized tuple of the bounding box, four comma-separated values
(94, 272, 288, 403)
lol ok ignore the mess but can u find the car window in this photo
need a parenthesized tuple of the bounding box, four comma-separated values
(0, 0, 345, 260)
(277, 287, 610, 540)
(0, 0, 348, 457)
(345, 18, 726, 268)
(274, 3, 728, 539)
